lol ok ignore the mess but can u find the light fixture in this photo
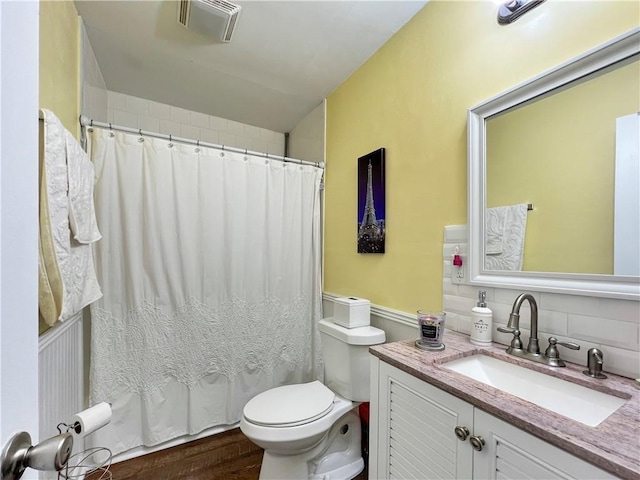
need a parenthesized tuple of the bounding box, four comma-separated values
(497, 0, 546, 24)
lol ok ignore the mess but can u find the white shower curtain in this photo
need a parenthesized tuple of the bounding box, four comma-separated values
(87, 127, 324, 455)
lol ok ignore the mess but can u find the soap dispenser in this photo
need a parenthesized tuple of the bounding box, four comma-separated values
(470, 291, 492, 346)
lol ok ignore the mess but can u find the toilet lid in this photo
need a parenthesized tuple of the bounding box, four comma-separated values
(243, 381, 335, 427)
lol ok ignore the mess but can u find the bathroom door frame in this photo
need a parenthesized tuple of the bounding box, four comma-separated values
(0, 0, 40, 447)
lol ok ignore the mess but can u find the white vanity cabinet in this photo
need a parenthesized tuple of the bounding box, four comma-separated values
(369, 357, 619, 480)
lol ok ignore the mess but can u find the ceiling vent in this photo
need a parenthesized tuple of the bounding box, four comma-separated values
(178, 0, 241, 43)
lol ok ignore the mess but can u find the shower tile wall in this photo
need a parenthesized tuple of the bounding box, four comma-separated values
(288, 102, 325, 164)
(107, 91, 285, 156)
(442, 225, 640, 379)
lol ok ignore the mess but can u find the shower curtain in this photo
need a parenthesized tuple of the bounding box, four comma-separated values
(87, 127, 324, 455)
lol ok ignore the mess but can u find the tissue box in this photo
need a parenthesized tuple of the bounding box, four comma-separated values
(333, 297, 371, 328)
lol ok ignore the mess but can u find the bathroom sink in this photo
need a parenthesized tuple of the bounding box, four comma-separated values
(443, 354, 626, 427)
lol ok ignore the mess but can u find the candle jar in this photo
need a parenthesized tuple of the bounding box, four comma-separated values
(417, 310, 446, 348)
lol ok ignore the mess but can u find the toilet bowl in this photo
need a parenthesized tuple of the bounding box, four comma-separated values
(240, 382, 362, 479)
(240, 318, 385, 480)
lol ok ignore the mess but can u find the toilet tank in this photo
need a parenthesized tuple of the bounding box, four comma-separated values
(319, 318, 385, 402)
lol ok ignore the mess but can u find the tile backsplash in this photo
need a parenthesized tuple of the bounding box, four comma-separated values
(443, 225, 640, 379)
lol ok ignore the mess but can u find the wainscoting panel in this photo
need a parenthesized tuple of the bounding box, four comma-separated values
(38, 311, 84, 479)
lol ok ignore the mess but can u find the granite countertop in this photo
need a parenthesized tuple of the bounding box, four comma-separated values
(370, 331, 640, 480)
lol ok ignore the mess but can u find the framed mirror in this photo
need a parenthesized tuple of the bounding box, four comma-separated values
(468, 27, 640, 300)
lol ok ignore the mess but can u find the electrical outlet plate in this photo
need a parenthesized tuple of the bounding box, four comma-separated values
(451, 254, 466, 284)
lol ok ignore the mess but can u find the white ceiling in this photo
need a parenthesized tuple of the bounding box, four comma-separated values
(75, 1, 427, 133)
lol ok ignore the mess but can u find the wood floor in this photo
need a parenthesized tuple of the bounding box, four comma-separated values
(86, 428, 367, 480)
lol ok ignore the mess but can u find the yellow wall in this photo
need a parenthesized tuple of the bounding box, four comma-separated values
(39, 0, 80, 139)
(325, 1, 639, 313)
(39, 0, 80, 334)
(487, 60, 639, 274)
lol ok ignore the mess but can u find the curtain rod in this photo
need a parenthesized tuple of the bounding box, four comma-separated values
(79, 115, 324, 169)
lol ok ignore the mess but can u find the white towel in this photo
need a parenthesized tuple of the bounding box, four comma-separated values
(485, 203, 528, 271)
(486, 207, 507, 255)
(40, 109, 103, 323)
(66, 130, 102, 244)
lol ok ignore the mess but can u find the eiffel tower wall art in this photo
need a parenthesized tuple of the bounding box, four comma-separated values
(357, 148, 386, 254)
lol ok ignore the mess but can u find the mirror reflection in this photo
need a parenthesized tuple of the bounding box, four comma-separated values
(485, 55, 640, 276)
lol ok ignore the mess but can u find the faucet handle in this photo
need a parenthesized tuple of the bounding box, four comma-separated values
(497, 328, 523, 351)
(544, 337, 580, 367)
(550, 337, 580, 351)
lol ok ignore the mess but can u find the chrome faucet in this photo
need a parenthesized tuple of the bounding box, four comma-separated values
(498, 293, 579, 367)
(497, 293, 539, 355)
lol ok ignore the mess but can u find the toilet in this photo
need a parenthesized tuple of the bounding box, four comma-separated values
(240, 318, 386, 480)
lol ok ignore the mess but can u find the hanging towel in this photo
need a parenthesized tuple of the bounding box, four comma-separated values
(486, 207, 507, 255)
(485, 203, 528, 271)
(39, 109, 103, 325)
(66, 130, 102, 243)
(38, 127, 64, 326)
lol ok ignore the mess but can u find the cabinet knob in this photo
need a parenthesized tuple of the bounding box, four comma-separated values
(469, 435, 485, 451)
(454, 426, 469, 441)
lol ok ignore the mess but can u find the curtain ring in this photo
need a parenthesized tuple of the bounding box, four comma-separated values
(139, 128, 142, 136)
(245, 148, 248, 155)
(169, 134, 172, 142)
(90, 119, 94, 127)
(222, 145, 225, 151)
(109, 123, 112, 130)
(197, 139, 200, 147)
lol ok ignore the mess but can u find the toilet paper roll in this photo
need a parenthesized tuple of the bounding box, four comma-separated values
(70, 402, 112, 437)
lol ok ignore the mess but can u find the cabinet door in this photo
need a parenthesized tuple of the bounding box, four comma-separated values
(373, 360, 474, 480)
(473, 409, 619, 480)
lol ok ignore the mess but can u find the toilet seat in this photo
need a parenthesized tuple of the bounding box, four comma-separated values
(244, 381, 336, 427)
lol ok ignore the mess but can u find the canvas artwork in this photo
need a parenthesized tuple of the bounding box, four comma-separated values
(357, 148, 386, 253)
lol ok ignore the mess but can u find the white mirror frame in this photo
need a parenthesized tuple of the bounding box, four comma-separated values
(468, 27, 640, 301)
